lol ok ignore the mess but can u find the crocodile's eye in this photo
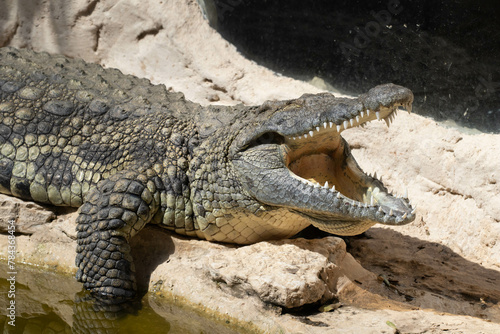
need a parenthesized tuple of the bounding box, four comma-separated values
(256, 132, 283, 144)
(248, 132, 285, 147)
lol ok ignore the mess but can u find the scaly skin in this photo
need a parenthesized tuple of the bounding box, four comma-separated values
(0, 47, 415, 301)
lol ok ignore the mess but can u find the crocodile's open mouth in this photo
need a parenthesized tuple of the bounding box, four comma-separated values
(280, 103, 415, 229)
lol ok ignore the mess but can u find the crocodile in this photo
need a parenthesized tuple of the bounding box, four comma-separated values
(0, 47, 415, 301)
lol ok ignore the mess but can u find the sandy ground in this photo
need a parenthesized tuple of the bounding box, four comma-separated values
(1, 0, 500, 333)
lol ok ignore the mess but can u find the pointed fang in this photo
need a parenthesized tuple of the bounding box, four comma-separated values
(407, 103, 412, 114)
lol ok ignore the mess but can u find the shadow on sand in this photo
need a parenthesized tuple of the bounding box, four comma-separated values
(343, 227, 500, 322)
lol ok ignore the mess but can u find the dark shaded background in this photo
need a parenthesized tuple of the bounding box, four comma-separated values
(205, 0, 500, 132)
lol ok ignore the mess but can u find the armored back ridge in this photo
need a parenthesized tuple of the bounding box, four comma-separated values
(0, 47, 415, 300)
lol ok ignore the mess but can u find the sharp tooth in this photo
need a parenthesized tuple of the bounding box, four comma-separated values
(314, 182, 320, 188)
(384, 118, 390, 127)
(350, 119, 354, 127)
(323, 181, 329, 188)
(367, 109, 370, 116)
(331, 185, 335, 191)
(378, 206, 383, 212)
(404, 187, 408, 199)
(402, 212, 407, 219)
(411, 208, 417, 215)
(309, 131, 314, 137)
(329, 122, 333, 128)
(379, 175, 383, 182)
(316, 127, 320, 132)
(373, 172, 377, 179)
(337, 192, 341, 199)
(336, 125, 341, 132)
(370, 195, 374, 206)
(356, 115, 360, 123)
(343, 120, 349, 129)
(389, 209, 393, 216)
(407, 103, 412, 114)
(323, 122, 327, 129)
(376, 111, 381, 120)
(361, 111, 364, 118)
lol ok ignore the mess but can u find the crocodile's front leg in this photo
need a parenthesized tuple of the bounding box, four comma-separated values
(75, 167, 161, 300)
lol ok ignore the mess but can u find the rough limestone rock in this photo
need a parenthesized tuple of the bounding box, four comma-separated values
(0, 196, 55, 234)
(1, 0, 500, 332)
(206, 237, 368, 308)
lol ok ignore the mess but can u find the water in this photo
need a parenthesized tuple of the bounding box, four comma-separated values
(0, 263, 249, 334)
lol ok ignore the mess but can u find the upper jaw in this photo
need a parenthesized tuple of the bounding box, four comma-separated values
(280, 83, 414, 141)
